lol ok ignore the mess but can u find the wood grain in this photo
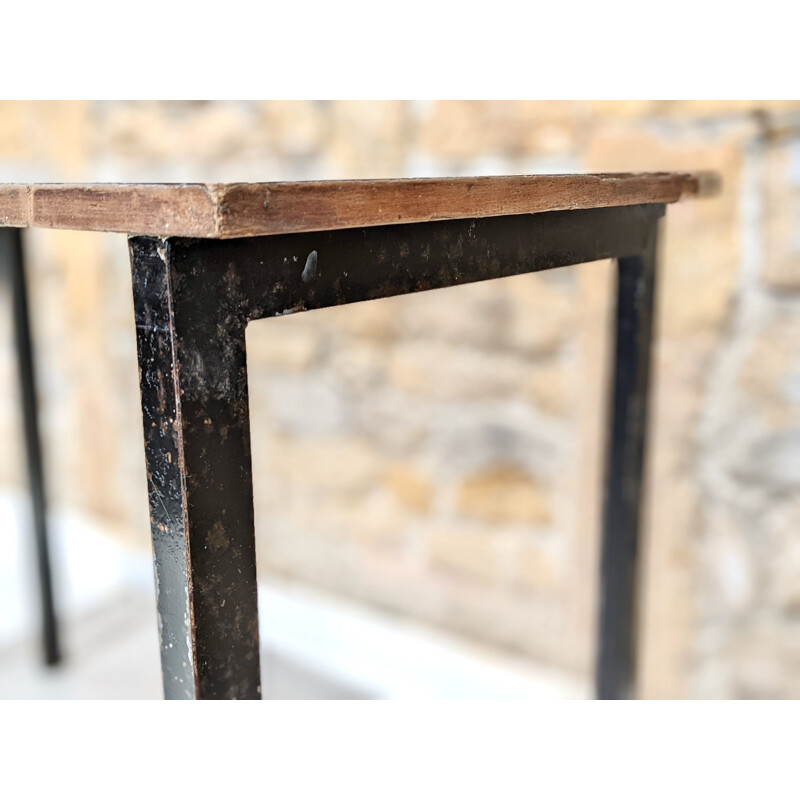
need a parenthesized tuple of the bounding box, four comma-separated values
(0, 173, 719, 239)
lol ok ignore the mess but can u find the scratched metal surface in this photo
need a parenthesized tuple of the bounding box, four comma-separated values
(130, 240, 197, 699)
(170, 204, 665, 324)
(129, 203, 664, 699)
(131, 236, 261, 699)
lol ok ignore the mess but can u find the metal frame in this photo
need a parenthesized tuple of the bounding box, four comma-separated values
(597, 239, 658, 700)
(129, 203, 662, 700)
(1, 227, 61, 666)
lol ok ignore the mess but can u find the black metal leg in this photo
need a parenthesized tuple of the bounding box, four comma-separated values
(1, 227, 60, 666)
(129, 237, 261, 700)
(127, 205, 663, 700)
(596, 225, 659, 699)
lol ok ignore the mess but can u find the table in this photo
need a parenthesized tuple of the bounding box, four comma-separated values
(1, 173, 718, 699)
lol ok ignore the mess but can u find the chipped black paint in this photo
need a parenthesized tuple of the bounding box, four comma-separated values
(130, 239, 196, 699)
(301, 250, 318, 284)
(167, 205, 664, 326)
(130, 237, 260, 700)
(129, 204, 663, 700)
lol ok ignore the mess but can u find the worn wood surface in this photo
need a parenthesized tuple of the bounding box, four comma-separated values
(0, 173, 718, 239)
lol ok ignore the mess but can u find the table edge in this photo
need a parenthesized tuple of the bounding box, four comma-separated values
(0, 172, 721, 239)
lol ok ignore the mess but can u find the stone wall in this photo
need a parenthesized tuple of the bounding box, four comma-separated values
(1, 101, 799, 697)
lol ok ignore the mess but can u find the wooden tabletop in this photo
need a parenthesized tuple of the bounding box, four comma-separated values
(0, 173, 718, 240)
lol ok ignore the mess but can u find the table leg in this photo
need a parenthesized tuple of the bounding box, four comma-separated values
(129, 237, 261, 700)
(596, 226, 659, 699)
(127, 206, 663, 700)
(1, 228, 61, 667)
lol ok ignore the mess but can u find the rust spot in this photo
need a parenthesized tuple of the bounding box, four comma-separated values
(206, 521, 230, 553)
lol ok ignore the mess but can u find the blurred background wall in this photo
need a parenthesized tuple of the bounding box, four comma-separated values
(1, 100, 799, 698)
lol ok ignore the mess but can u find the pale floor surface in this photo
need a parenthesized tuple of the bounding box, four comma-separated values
(0, 590, 368, 700)
(1, 490, 585, 700)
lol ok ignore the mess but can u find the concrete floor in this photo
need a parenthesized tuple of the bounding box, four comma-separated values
(1, 490, 585, 700)
(0, 589, 366, 700)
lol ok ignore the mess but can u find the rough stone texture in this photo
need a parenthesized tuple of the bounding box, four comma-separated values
(3, 100, 800, 697)
(763, 137, 800, 288)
